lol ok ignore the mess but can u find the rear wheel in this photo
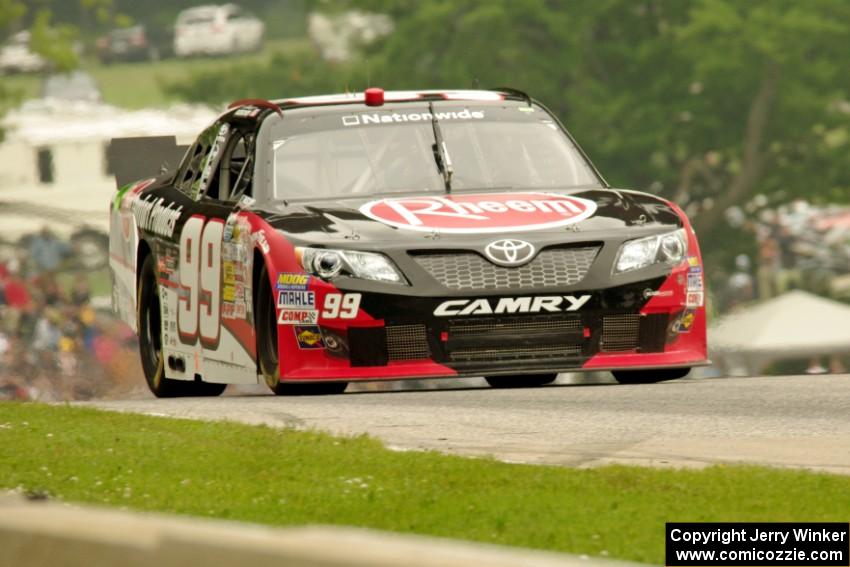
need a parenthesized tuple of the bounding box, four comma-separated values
(612, 367, 690, 384)
(256, 264, 347, 396)
(485, 373, 558, 389)
(138, 254, 226, 398)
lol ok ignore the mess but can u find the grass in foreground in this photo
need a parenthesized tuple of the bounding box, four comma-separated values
(1, 403, 848, 564)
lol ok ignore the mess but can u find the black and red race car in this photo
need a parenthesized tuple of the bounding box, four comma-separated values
(109, 88, 707, 397)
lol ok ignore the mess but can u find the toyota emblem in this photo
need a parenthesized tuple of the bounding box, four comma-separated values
(484, 239, 536, 266)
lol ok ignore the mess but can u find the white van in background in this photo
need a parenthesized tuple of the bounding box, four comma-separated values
(174, 4, 264, 58)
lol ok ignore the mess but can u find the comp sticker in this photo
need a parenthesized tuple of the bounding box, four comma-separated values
(278, 309, 318, 325)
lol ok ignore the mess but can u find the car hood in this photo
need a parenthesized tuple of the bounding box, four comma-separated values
(260, 187, 683, 246)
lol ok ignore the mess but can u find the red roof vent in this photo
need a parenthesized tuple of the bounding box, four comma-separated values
(364, 87, 384, 107)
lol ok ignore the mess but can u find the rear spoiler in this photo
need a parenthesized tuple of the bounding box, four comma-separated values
(108, 136, 189, 188)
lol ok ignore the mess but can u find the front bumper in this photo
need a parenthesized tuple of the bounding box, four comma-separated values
(276, 269, 708, 382)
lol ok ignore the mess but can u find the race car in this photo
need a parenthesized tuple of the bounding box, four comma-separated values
(108, 87, 707, 397)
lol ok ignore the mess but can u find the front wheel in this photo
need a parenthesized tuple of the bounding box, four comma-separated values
(485, 374, 558, 389)
(612, 367, 690, 384)
(255, 263, 347, 396)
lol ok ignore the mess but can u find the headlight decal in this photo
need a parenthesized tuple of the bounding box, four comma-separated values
(297, 246, 408, 285)
(613, 228, 688, 274)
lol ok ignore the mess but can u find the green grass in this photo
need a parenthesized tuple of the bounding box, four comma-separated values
(1, 403, 849, 564)
(2, 38, 307, 109)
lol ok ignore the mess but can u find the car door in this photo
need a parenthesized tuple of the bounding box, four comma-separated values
(166, 120, 258, 385)
(201, 124, 260, 384)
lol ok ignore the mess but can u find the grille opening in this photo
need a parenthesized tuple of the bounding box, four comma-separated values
(385, 324, 430, 361)
(412, 245, 599, 290)
(449, 317, 581, 337)
(449, 344, 582, 362)
(601, 314, 640, 352)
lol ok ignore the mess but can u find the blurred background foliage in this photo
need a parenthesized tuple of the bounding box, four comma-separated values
(3, 0, 850, 272)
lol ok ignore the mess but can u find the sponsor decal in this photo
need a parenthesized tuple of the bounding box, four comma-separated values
(688, 256, 700, 267)
(644, 288, 673, 299)
(360, 192, 597, 234)
(677, 310, 696, 333)
(294, 325, 324, 349)
(223, 261, 236, 285)
(222, 302, 247, 320)
(276, 273, 310, 290)
(686, 291, 704, 308)
(320, 293, 361, 319)
(278, 308, 318, 325)
(434, 294, 591, 317)
(254, 230, 270, 253)
(687, 272, 703, 291)
(278, 290, 315, 309)
(484, 239, 535, 266)
(221, 242, 246, 263)
(157, 253, 177, 276)
(131, 195, 183, 238)
(342, 109, 485, 127)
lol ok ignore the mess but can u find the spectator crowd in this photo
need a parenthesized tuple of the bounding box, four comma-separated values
(0, 227, 139, 401)
(718, 200, 850, 312)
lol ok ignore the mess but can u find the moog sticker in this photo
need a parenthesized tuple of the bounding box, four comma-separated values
(276, 273, 310, 291)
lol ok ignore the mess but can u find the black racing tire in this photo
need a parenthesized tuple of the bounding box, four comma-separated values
(485, 373, 558, 389)
(612, 367, 690, 384)
(256, 263, 347, 396)
(138, 254, 186, 397)
(138, 254, 227, 398)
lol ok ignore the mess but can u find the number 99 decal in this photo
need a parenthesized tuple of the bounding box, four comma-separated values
(178, 216, 223, 348)
(321, 293, 361, 319)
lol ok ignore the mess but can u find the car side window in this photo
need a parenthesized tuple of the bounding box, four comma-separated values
(219, 131, 255, 202)
(175, 126, 216, 195)
(183, 123, 229, 201)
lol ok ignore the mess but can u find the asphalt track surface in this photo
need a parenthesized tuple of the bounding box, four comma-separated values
(84, 374, 850, 474)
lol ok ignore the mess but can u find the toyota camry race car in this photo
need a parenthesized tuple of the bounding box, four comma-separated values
(108, 88, 707, 397)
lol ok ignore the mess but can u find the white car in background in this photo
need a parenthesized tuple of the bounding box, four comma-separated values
(0, 31, 47, 74)
(174, 4, 264, 58)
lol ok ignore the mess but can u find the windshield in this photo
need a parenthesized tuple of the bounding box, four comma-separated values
(271, 105, 600, 201)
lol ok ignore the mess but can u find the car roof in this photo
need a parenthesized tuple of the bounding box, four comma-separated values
(178, 3, 239, 16)
(270, 89, 534, 110)
(223, 88, 536, 126)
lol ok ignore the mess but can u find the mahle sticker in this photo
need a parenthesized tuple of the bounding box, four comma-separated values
(277, 290, 315, 309)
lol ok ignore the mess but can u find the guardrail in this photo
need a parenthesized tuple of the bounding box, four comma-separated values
(0, 492, 641, 567)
